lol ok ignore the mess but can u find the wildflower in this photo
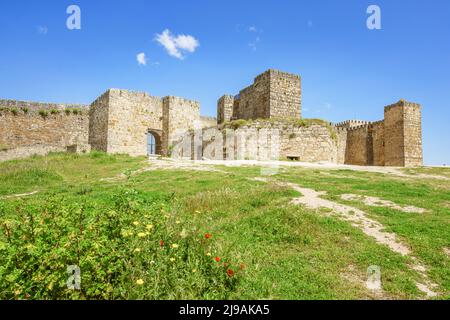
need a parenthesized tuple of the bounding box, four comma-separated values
(204, 233, 212, 239)
(176, 220, 181, 224)
(159, 240, 165, 247)
(170, 257, 176, 262)
(137, 232, 146, 238)
(133, 221, 140, 226)
(192, 269, 197, 273)
(146, 224, 154, 230)
(226, 269, 235, 278)
(136, 279, 144, 285)
(134, 248, 141, 253)
(171, 243, 179, 249)
(206, 252, 211, 257)
(195, 210, 201, 214)
(215, 256, 221, 262)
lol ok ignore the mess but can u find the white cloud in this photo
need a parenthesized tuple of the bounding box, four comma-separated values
(248, 36, 260, 51)
(136, 52, 147, 66)
(249, 26, 257, 32)
(155, 29, 199, 60)
(37, 26, 48, 35)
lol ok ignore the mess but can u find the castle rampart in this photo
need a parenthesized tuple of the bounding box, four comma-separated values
(0, 70, 423, 167)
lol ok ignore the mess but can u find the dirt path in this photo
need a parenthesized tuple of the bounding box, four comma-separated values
(253, 177, 439, 298)
(1, 191, 39, 200)
(340, 194, 427, 214)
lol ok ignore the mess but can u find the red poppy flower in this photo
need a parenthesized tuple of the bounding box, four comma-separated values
(159, 240, 165, 247)
(204, 233, 212, 239)
(215, 256, 221, 262)
(226, 269, 235, 277)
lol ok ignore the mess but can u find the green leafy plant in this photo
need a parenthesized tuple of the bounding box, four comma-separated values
(10, 108, 18, 116)
(50, 109, 60, 115)
(0, 188, 242, 299)
(22, 108, 29, 114)
(38, 110, 49, 118)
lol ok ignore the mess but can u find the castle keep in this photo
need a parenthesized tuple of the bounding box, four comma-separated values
(0, 69, 423, 167)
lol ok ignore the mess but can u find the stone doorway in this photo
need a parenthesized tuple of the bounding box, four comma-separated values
(147, 129, 162, 156)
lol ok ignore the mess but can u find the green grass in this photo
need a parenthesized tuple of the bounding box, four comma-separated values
(0, 153, 448, 300)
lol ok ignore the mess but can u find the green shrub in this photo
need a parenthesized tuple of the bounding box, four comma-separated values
(64, 109, 71, 115)
(10, 108, 19, 116)
(38, 110, 49, 118)
(22, 108, 29, 114)
(0, 188, 241, 299)
(50, 109, 60, 115)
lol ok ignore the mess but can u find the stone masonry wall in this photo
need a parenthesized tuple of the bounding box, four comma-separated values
(402, 102, 423, 167)
(269, 70, 301, 119)
(106, 89, 163, 156)
(384, 102, 405, 166)
(0, 100, 89, 153)
(194, 121, 338, 162)
(89, 91, 110, 152)
(163, 96, 200, 156)
(234, 72, 271, 120)
(370, 121, 385, 166)
(217, 95, 234, 124)
(345, 125, 369, 166)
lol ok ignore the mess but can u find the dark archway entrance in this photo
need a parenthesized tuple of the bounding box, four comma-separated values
(147, 129, 162, 156)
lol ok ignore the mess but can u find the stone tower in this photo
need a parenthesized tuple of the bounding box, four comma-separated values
(217, 95, 234, 124)
(384, 100, 423, 167)
(219, 69, 301, 122)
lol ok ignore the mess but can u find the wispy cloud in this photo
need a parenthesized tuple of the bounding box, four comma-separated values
(136, 52, 147, 66)
(155, 29, 199, 60)
(248, 36, 260, 51)
(37, 25, 48, 35)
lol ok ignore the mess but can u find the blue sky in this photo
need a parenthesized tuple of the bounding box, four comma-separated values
(0, 0, 449, 165)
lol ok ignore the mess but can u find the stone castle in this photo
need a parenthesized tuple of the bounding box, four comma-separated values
(0, 69, 423, 167)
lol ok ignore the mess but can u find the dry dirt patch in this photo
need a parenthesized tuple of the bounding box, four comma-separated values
(340, 194, 427, 214)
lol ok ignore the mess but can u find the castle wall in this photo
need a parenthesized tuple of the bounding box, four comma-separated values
(269, 70, 302, 119)
(89, 91, 109, 152)
(0, 99, 89, 161)
(234, 72, 271, 120)
(371, 121, 385, 166)
(192, 121, 338, 162)
(217, 95, 234, 124)
(402, 103, 423, 167)
(105, 89, 163, 156)
(162, 96, 200, 156)
(200, 116, 217, 128)
(384, 100, 422, 167)
(345, 125, 369, 166)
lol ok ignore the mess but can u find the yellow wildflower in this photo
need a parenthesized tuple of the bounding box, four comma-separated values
(170, 257, 176, 262)
(171, 244, 179, 249)
(146, 224, 154, 230)
(133, 221, 140, 226)
(176, 220, 181, 224)
(192, 269, 197, 273)
(134, 248, 141, 253)
(136, 279, 144, 285)
(206, 252, 211, 257)
(195, 210, 201, 214)
(137, 232, 146, 238)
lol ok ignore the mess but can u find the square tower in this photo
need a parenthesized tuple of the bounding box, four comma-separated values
(384, 100, 423, 167)
(217, 95, 234, 124)
(229, 69, 301, 121)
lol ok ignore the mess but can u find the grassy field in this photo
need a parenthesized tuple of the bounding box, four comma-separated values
(0, 152, 449, 300)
